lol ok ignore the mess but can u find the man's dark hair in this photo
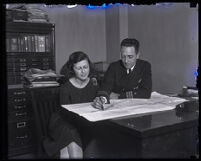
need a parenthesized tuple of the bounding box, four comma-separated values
(121, 38, 140, 54)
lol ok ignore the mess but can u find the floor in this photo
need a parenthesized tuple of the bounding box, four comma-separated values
(8, 153, 36, 159)
(7, 152, 199, 159)
(7, 142, 199, 159)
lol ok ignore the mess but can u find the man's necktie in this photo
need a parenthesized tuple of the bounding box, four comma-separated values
(127, 68, 132, 74)
(129, 68, 132, 74)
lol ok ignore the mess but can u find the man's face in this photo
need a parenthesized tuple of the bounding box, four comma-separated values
(121, 46, 139, 69)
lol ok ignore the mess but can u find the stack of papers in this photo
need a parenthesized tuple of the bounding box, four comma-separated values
(62, 92, 187, 122)
(23, 68, 62, 88)
(8, 4, 49, 23)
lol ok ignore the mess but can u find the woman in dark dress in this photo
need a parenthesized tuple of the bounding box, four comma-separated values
(43, 51, 99, 159)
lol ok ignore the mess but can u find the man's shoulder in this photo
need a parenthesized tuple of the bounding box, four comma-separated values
(110, 60, 122, 67)
(137, 59, 151, 66)
(105, 60, 123, 73)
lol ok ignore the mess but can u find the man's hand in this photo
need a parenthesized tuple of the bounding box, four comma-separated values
(92, 96, 106, 110)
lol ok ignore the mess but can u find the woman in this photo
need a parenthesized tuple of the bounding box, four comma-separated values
(60, 51, 98, 104)
(43, 51, 99, 159)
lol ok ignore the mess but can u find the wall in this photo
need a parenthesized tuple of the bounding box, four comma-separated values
(105, 5, 120, 63)
(43, 4, 198, 94)
(44, 5, 107, 73)
(128, 3, 198, 94)
(119, 5, 128, 44)
(105, 4, 129, 63)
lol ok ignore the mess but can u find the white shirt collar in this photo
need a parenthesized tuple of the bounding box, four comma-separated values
(130, 65, 135, 71)
(127, 65, 135, 74)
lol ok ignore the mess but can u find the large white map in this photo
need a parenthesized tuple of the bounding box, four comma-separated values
(61, 92, 187, 122)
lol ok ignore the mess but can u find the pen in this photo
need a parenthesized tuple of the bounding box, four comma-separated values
(100, 97, 106, 110)
(101, 104, 104, 110)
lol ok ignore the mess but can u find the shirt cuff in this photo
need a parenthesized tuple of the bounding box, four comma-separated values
(101, 96, 108, 104)
(97, 90, 110, 103)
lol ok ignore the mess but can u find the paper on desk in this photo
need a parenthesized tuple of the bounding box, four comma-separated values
(62, 91, 187, 122)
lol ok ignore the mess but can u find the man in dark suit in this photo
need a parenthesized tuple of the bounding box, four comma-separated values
(93, 38, 152, 110)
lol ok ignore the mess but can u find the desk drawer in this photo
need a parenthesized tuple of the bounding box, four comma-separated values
(8, 120, 35, 147)
(7, 88, 30, 98)
(8, 101, 32, 113)
(8, 109, 33, 122)
(8, 97, 31, 109)
(8, 103, 29, 111)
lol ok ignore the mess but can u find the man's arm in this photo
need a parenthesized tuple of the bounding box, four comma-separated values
(134, 62, 152, 98)
(92, 63, 116, 110)
(96, 64, 115, 102)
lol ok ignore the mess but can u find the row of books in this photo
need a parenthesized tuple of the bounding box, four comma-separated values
(6, 34, 50, 52)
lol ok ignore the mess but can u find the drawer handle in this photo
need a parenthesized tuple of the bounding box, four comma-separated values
(14, 98, 26, 102)
(14, 105, 26, 109)
(16, 135, 28, 139)
(14, 91, 26, 95)
(17, 122, 26, 128)
(19, 59, 26, 62)
(16, 112, 27, 116)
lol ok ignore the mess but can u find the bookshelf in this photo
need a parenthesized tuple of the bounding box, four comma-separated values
(6, 21, 55, 157)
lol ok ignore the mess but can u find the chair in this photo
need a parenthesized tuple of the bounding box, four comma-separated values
(30, 87, 60, 158)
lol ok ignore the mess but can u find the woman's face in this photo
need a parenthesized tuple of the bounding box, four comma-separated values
(73, 59, 90, 81)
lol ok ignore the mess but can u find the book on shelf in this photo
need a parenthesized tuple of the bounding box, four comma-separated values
(31, 35, 35, 52)
(45, 35, 50, 52)
(27, 35, 32, 52)
(34, 35, 39, 52)
(38, 35, 46, 52)
(6, 38, 11, 52)
(17, 36, 21, 52)
(24, 36, 28, 52)
(10, 37, 18, 52)
(20, 35, 25, 52)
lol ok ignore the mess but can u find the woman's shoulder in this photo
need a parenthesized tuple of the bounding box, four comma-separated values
(60, 79, 72, 89)
(61, 77, 98, 90)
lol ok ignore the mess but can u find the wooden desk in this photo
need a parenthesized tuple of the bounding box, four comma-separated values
(79, 100, 199, 158)
(29, 87, 198, 158)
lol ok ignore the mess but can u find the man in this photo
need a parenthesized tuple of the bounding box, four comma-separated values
(93, 38, 152, 110)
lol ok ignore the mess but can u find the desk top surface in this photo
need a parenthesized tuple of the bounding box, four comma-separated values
(107, 99, 199, 136)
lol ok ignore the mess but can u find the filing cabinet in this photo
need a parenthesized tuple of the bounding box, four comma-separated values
(6, 21, 55, 157)
(7, 88, 35, 156)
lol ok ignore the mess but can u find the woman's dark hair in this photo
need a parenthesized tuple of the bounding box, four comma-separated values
(60, 51, 96, 83)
